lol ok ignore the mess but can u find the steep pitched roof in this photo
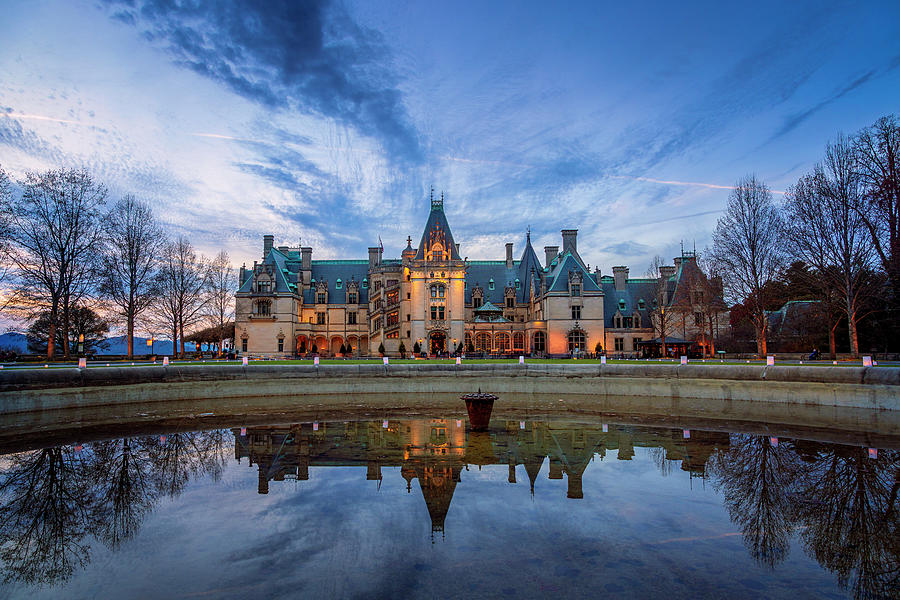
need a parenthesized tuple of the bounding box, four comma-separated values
(414, 199, 461, 261)
(545, 252, 602, 293)
(516, 233, 542, 303)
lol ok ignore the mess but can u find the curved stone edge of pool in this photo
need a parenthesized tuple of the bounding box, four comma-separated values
(0, 363, 897, 415)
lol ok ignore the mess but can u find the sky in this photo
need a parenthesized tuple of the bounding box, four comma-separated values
(1, 0, 899, 275)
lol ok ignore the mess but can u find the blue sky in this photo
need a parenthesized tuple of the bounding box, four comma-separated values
(1, 0, 898, 273)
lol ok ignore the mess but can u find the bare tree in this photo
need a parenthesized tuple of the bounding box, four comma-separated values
(154, 237, 207, 357)
(646, 255, 677, 357)
(786, 136, 875, 357)
(99, 195, 165, 357)
(709, 175, 785, 357)
(7, 169, 107, 358)
(205, 250, 235, 356)
(0, 165, 13, 285)
(852, 115, 900, 308)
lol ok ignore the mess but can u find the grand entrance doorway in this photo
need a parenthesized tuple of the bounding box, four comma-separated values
(430, 331, 446, 355)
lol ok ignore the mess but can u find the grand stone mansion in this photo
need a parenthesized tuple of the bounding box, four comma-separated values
(235, 194, 719, 357)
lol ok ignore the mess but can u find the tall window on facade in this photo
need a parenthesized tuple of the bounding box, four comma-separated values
(571, 306, 581, 320)
(614, 338, 624, 351)
(348, 312, 357, 324)
(496, 333, 510, 352)
(475, 332, 491, 352)
(513, 332, 525, 350)
(430, 306, 445, 320)
(387, 311, 399, 326)
(567, 330, 586, 353)
(632, 338, 642, 350)
(571, 284, 581, 297)
(533, 331, 546, 353)
(317, 292, 326, 304)
(386, 290, 399, 306)
(277, 338, 284, 352)
(242, 338, 248, 352)
(316, 312, 326, 324)
(465, 331, 472, 349)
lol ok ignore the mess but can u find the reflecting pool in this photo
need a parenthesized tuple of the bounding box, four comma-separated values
(0, 413, 897, 599)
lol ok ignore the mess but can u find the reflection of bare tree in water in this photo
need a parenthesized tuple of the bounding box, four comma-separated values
(794, 445, 899, 600)
(0, 447, 93, 584)
(648, 446, 676, 477)
(709, 435, 801, 568)
(0, 429, 232, 586)
(146, 431, 228, 497)
(89, 439, 158, 549)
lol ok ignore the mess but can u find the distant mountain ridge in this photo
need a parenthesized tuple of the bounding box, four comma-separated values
(0, 332, 197, 355)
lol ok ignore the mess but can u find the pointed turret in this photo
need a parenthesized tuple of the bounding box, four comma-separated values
(414, 190, 461, 261)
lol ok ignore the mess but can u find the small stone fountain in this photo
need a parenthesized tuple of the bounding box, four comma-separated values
(460, 388, 497, 431)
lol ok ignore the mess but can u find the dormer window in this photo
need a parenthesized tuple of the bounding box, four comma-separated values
(348, 292, 357, 304)
(317, 292, 327, 304)
(336, 279, 342, 289)
(571, 283, 581, 297)
(256, 280, 272, 293)
(515, 278, 521, 289)
(618, 299, 626, 310)
(489, 278, 494, 291)
(638, 299, 645, 310)
(362, 279, 368, 288)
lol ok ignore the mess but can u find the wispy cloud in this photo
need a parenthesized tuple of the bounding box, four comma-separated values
(102, 0, 422, 163)
(611, 175, 786, 195)
(3, 112, 81, 125)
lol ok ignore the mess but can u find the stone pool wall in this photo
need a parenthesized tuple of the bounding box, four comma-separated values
(0, 363, 897, 415)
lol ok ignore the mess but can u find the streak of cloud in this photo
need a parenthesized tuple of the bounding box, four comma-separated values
(3, 113, 81, 125)
(611, 175, 785, 195)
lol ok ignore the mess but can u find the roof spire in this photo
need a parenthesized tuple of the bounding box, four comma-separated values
(431, 188, 443, 211)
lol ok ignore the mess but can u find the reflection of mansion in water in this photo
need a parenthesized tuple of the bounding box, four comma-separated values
(233, 420, 730, 534)
(234, 193, 717, 357)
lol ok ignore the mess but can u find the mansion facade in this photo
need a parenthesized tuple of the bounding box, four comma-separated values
(235, 194, 719, 357)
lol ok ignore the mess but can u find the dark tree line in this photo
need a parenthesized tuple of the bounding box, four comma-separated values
(0, 166, 236, 358)
(710, 114, 900, 357)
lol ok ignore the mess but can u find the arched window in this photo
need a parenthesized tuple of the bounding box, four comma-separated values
(533, 331, 546, 353)
(513, 332, 525, 350)
(495, 333, 510, 352)
(475, 332, 491, 352)
(568, 330, 586, 354)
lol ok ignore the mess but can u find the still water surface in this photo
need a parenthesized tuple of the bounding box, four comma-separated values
(0, 415, 897, 599)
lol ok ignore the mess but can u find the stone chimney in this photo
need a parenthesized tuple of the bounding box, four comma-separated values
(239, 264, 247, 286)
(263, 234, 274, 258)
(659, 265, 676, 279)
(544, 246, 559, 267)
(613, 266, 629, 291)
(505, 243, 514, 269)
(368, 246, 381, 269)
(561, 229, 578, 254)
(301, 247, 312, 270)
